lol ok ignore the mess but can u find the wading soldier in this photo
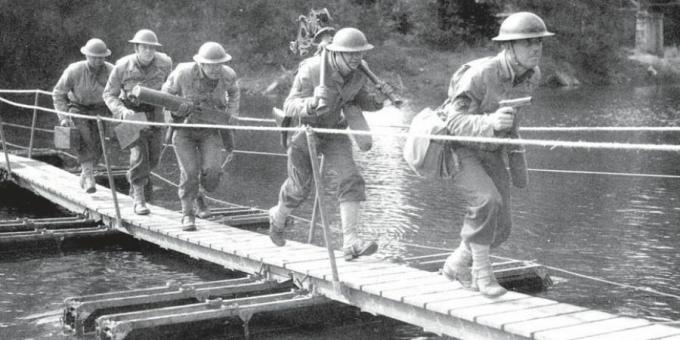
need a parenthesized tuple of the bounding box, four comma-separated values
(161, 42, 239, 231)
(53, 38, 114, 194)
(268, 27, 390, 260)
(440, 12, 553, 296)
(103, 29, 172, 215)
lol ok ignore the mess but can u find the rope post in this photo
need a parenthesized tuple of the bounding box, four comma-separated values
(305, 126, 340, 285)
(96, 117, 122, 229)
(0, 115, 11, 173)
(307, 155, 324, 243)
(27, 92, 39, 158)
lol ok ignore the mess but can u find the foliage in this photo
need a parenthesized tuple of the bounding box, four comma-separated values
(0, 0, 661, 89)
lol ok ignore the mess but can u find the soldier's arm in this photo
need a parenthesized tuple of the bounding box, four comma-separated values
(283, 66, 316, 118)
(52, 67, 73, 121)
(225, 79, 240, 120)
(102, 65, 129, 120)
(444, 93, 496, 138)
(350, 85, 383, 112)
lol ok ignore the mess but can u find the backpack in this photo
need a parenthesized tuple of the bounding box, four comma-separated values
(402, 107, 458, 179)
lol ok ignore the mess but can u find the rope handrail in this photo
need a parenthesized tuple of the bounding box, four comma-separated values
(2, 94, 680, 152)
(2, 88, 680, 132)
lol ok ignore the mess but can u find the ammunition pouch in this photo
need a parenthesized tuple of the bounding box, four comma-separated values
(272, 107, 292, 149)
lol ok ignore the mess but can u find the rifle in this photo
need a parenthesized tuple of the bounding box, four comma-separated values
(358, 61, 403, 107)
(498, 96, 532, 189)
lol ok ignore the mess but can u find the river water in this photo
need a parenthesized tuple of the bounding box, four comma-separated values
(1, 84, 679, 339)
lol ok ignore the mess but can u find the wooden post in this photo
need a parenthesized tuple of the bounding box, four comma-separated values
(0, 115, 11, 173)
(27, 92, 39, 158)
(305, 127, 339, 283)
(307, 155, 324, 243)
(96, 117, 122, 228)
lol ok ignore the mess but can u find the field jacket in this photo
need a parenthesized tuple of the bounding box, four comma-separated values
(442, 50, 540, 152)
(103, 52, 172, 123)
(162, 62, 240, 125)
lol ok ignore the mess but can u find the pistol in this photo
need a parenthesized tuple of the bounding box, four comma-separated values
(498, 96, 532, 108)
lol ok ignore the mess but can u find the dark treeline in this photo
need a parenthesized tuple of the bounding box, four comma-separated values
(1, 0, 678, 90)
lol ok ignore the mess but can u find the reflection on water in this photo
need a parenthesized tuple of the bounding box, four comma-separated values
(2, 84, 680, 338)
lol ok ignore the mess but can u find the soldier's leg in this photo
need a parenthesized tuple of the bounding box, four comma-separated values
(195, 131, 225, 218)
(268, 134, 313, 246)
(450, 148, 506, 296)
(174, 129, 200, 231)
(73, 111, 99, 193)
(128, 132, 151, 215)
(321, 135, 376, 260)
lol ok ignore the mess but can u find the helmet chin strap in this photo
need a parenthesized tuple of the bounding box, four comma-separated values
(507, 42, 532, 73)
(330, 51, 353, 76)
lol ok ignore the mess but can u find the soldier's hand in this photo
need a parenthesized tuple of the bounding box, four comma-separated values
(377, 81, 396, 97)
(122, 109, 137, 120)
(127, 94, 140, 106)
(312, 85, 330, 109)
(60, 118, 74, 127)
(488, 107, 515, 132)
(176, 102, 193, 117)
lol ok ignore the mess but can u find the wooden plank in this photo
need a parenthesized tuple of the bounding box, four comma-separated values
(578, 324, 680, 340)
(450, 297, 556, 323)
(534, 317, 650, 340)
(427, 291, 526, 316)
(382, 281, 460, 302)
(503, 310, 616, 338)
(360, 274, 449, 297)
(476, 303, 586, 330)
(402, 288, 479, 309)
(340, 266, 418, 285)
(351, 270, 427, 290)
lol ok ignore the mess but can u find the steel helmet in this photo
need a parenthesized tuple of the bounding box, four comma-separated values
(326, 27, 373, 52)
(193, 42, 232, 64)
(492, 12, 554, 41)
(80, 38, 111, 57)
(313, 26, 336, 44)
(128, 29, 162, 46)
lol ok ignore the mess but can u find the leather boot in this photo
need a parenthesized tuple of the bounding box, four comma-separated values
(181, 214, 196, 231)
(340, 201, 378, 261)
(470, 243, 506, 297)
(195, 194, 211, 219)
(132, 183, 150, 215)
(268, 205, 291, 247)
(81, 161, 96, 194)
(442, 242, 472, 288)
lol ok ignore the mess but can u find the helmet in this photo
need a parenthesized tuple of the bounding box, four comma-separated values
(193, 42, 232, 64)
(80, 38, 111, 57)
(128, 29, 162, 46)
(492, 12, 554, 41)
(326, 27, 373, 52)
(313, 26, 336, 44)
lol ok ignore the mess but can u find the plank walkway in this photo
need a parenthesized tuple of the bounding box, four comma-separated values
(2, 153, 679, 340)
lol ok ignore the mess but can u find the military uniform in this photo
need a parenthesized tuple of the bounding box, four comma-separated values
(443, 50, 540, 248)
(53, 60, 113, 164)
(161, 62, 239, 219)
(103, 52, 172, 194)
(279, 55, 382, 210)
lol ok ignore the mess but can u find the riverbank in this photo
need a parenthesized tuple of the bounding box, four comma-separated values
(238, 40, 677, 114)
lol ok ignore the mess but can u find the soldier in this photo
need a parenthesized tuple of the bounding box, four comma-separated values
(53, 38, 114, 193)
(439, 12, 553, 297)
(161, 42, 239, 231)
(268, 27, 391, 261)
(103, 29, 172, 215)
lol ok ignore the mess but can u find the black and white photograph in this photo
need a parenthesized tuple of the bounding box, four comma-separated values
(1, 0, 679, 339)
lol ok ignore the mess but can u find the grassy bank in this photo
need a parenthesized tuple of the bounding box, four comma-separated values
(238, 38, 668, 115)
